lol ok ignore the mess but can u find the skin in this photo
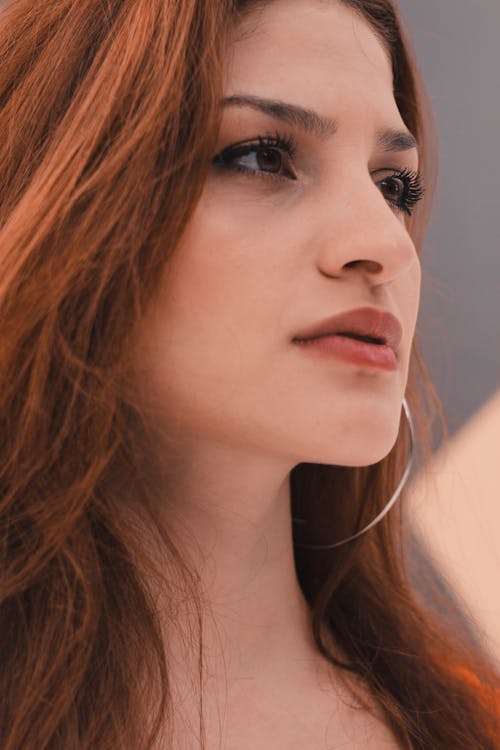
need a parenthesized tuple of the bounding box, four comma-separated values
(131, 0, 421, 745)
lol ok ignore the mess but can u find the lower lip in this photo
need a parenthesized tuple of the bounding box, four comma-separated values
(293, 334, 398, 371)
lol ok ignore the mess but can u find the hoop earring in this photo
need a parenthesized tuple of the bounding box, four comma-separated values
(293, 397, 415, 549)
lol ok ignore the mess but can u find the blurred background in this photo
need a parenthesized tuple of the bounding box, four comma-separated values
(397, 0, 500, 667)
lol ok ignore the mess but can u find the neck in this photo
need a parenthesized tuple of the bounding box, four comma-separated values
(128, 442, 325, 687)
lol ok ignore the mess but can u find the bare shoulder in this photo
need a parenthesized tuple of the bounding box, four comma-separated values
(213, 674, 401, 750)
(168, 626, 402, 749)
(168, 662, 402, 750)
(202, 652, 400, 750)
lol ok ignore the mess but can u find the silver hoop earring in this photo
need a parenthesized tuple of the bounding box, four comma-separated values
(293, 397, 415, 549)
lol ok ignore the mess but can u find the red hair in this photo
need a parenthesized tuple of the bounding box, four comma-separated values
(0, 0, 498, 747)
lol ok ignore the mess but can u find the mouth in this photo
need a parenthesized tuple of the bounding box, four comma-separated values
(293, 306, 402, 355)
(293, 330, 398, 371)
(333, 332, 387, 346)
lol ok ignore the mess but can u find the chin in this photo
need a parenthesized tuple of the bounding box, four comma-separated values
(342, 442, 397, 468)
(332, 408, 403, 467)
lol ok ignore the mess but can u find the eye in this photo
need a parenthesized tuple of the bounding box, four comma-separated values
(377, 168, 426, 217)
(212, 133, 426, 216)
(212, 130, 298, 181)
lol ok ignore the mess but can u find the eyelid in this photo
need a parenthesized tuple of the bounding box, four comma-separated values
(212, 131, 425, 216)
(215, 135, 417, 177)
(216, 130, 298, 160)
(213, 130, 299, 180)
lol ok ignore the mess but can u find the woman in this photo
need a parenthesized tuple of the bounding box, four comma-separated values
(0, 0, 498, 748)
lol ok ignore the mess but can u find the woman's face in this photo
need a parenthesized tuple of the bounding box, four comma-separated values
(133, 0, 421, 468)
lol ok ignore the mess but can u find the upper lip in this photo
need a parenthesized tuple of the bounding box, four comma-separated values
(292, 306, 403, 354)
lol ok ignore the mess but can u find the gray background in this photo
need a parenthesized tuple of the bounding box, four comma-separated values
(398, 0, 500, 435)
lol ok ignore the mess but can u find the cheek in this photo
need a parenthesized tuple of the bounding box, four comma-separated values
(131, 204, 283, 425)
(166, 189, 291, 356)
(394, 259, 421, 384)
(409, 259, 422, 322)
(161, 205, 254, 349)
(399, 257, 421, 330)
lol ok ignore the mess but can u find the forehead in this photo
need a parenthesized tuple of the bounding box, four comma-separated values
(225, 0, 399, 124)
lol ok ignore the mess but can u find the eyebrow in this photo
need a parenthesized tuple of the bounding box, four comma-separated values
(222, 94, 418, 154)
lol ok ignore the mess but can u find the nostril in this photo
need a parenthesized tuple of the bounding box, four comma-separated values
(343, 259, 383, 273)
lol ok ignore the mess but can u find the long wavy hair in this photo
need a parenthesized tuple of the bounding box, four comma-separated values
(0, 0, 498, 748)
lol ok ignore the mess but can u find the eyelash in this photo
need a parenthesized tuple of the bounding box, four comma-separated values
(212, 129, 426, 217)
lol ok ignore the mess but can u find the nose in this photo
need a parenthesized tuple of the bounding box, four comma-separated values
(314, 178, 419, 285)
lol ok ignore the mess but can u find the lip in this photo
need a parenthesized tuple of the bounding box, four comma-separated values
(292, 306, 403, 355)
